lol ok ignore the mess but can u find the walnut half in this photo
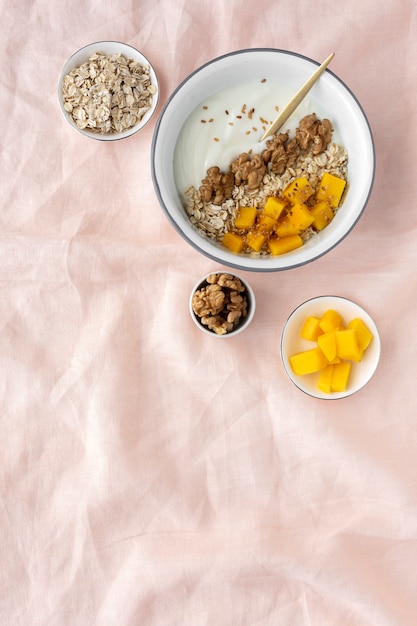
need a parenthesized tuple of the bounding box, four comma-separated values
(192, 273, 249, 335)
(199, 167, 235, 205)
(295, 113, 333, 155)
(230, 153, 266, 190)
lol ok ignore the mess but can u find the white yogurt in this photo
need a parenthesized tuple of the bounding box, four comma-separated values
(174, 80, 334, 194)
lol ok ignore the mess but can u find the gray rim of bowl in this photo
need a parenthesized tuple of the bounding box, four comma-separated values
(151, 47, 376, 272)
(279, 295, 381, 400)
(59, 40, 159, 142)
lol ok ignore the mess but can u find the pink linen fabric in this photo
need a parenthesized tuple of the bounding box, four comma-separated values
(1, 1, 417, 624)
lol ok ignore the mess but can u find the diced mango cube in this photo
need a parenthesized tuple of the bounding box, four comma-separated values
(257, 214, 277, 233)
(286, 203, 315, 231)
(318, 364, 334, 394)
(283, 177, 315, 204)
(335, 328, 362, 362)
(316, 172, 347, 208)
(222, 232, 245, 253)
(275, 215, 301, 237)
(330, 361, 351, 392)
(347, 318, 373, 352)
(300, 316, 323, 342)
(328, 356, 341, 365)
(263, 196, 287, 221)
(318, 361, 351, 393)
(246, 231, 266, 252)
(319, 309, 343, 333)
(289, 308, 371, 394)
(317, 330, 338, 362)
(268, 234, 303, 256)
(310, 200, 334, 231)
(234, 206, 257, 230)
(290, 347, 329, 376)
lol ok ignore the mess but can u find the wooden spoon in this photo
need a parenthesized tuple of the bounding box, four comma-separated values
(260, 52, 335, 142)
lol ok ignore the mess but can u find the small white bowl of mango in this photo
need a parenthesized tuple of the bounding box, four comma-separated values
(280, 296, 381, 399)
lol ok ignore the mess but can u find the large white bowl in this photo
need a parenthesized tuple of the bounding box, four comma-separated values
(58, 41, 159, 141)
(151, 49, 375, 272)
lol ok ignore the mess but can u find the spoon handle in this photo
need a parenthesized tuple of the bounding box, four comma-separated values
(260, 52, 335, 142)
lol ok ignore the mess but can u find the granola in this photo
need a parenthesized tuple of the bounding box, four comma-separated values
(182, 116, 348, 256)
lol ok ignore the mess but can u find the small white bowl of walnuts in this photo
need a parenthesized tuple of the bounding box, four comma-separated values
(190, 271, 256, 337)
(58, 41, 159, 140)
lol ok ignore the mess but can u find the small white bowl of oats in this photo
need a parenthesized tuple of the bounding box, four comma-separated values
(58, 41, 159, 140)
(189, 271, 256, 337)
(152, 49, 375, 272)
